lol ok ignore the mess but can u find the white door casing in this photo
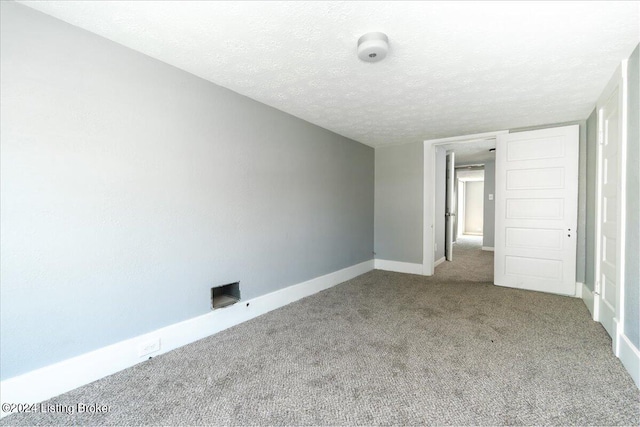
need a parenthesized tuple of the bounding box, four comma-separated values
(423, 130, 508, 276)
(594, 61, 627, 353)
(445, 152, 455, 261)
(494, 125, 579, 295)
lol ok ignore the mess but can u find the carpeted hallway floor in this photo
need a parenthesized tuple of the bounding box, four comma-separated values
(434, 235, 494, 283)
(2, 242, 639, 425)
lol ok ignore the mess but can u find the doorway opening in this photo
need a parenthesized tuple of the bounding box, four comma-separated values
(436, 156, 493, 282)
(423, 130, 507, 276)
(456, 166, 485, 239)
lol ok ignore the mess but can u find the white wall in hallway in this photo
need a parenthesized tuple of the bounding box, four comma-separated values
(464, 181, 484, 235)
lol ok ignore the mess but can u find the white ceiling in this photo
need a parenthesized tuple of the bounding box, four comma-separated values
(19, 1, 640, 148)
(456, 169, 485, 182)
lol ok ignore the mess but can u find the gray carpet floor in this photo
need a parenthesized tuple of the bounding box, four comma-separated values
(3, 238, 639, 426)
(434, 235, 494, 283)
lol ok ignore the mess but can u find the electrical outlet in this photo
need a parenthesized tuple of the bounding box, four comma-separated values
(489, 194, 494, 201)
(138, 338, 161, 357)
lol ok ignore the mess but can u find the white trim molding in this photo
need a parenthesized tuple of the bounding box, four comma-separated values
(613, 319, 621, 359)
(434, 257, 446, 268)
(618, 332, 640, 388)
(374, 259, 424, 275)
(423, 130, 510, 145)
(594, 60, 628, 356)
(0, 260, 374, 418)
(582, 283, 638, 388)
(617, 58, 628, 351)
(574, 282, 584, 299)
(581, 283, 597, 320)
(481, 246, 494, 252)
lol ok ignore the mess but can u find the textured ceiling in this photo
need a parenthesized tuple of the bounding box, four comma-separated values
(19, 1, 640, 148)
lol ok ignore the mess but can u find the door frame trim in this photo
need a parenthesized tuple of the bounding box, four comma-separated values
(422, 130, 508, 275)
(594, 59, 628, 356)
(445, 151, 456, 261)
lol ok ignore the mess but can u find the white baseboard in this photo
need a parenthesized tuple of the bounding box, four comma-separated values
(612, 319, 620, 360)
(434, 257, 446, 267)
(581, 283, 597, 320)
(374, 259, 424, 275)
(574, 282, 584, 299)
(618, 332, 640, 388)
(580, 284, 638, 388)
(0, 259, 374, 418)
(481, 246, 494, 251)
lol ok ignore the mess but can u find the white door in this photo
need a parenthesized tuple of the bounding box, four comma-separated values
(445, 152, 455, 261)
(595, 63, 624, 343)
(494, 125, 579, 295)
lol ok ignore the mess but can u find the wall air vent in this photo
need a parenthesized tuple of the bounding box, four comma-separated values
(211, 282, 240, 310)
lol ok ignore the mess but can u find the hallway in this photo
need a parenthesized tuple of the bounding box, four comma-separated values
(435, 235, 494, 283)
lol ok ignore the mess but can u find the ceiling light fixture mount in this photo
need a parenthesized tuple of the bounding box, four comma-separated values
(357, 32, 389, 63)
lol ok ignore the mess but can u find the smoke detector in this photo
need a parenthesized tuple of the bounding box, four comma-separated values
(357, 32, 389, 62)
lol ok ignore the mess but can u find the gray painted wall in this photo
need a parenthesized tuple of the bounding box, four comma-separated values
(585, 109, 598, 292)
(434, 147, 446, 261)
(576, 120, 588, 287)
(482, 161, 496, 248)
(0, 2, 374, 380)
(624, 44, 639, 348)
(464, 181, 484, 234)
(374, 142, 423, 264)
